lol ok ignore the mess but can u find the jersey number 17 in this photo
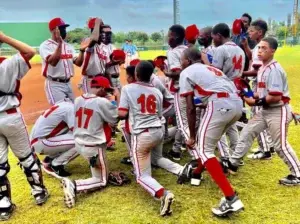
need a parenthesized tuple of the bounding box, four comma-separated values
(75, 107, 94, 129)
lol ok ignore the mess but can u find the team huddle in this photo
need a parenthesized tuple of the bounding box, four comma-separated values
(0, 12, 299, 220)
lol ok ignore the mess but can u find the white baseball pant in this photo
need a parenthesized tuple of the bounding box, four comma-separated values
(45, 79, 74, 105)
(31, 133, 78, 166)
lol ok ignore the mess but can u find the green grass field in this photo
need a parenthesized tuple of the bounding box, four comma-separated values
(7, 47, 300, 224)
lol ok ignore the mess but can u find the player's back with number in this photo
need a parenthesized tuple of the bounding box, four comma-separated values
(120, 82, 163, 134)
(74, 94, 118, 145)
(213, 42, 245, 80)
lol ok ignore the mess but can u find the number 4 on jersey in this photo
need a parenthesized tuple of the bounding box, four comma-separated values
(76, 107, 94, 129)
(232, 55, 243, 70)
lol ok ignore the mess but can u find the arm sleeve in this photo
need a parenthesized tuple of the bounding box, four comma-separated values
(179, 70, 194, 97)
(168, 51, 181, 70)
(118, 87, 129, 111)
(212, 47, 225, 70)
(99, 98, 119, 125)
(39, 43, 53, 61)
(267, 68, 284, 95)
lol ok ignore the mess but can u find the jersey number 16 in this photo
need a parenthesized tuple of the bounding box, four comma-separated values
(75, 107, 94, 129)
(137, 94, 156, 114)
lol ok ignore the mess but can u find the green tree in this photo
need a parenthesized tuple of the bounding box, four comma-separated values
(137, 32, 149, 45)
(151, 32, 162, 42)
(66, 28, 90, 44)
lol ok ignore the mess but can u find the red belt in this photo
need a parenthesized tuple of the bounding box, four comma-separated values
(216, 92, 230, 98)
(31, 138, 38, 146)
(86, 74, 104, 79)
(4, 108, 17, 114)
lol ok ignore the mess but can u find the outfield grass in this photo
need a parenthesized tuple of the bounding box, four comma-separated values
(6, 46, 300, 224)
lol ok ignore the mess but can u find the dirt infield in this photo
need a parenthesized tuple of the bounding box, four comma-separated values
(20, 64, 127, 124)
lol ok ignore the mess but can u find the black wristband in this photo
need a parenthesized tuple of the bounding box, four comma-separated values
(80, 49, 85, 53)
(255, 97, 267, 106)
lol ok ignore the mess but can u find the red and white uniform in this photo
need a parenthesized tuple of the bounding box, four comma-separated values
(73, 93, 118, 192)
(39, 39, 76, 105)
(30, 99, 78, 166)
(119, 82, 182, 197)
(81, 44, 107, 93)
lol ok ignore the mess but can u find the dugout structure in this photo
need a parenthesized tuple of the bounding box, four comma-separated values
(0, 22, 49, 51)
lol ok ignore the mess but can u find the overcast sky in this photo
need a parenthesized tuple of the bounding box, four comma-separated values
(0, 0, 295, 33)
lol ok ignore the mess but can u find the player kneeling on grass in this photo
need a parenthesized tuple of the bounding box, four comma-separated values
(0, 32, 49, 220)
(179, 48, 244, 217)
(62, 76, 119, 208)
(30, 98, 78, 179)
(118, 61, 183, 216)
(223, 37, 300, 186)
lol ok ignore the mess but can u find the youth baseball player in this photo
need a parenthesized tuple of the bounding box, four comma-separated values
(224, 37, 300, 186)
(212, 23, 246, 153)
(40, 17, 86, 105)
(198, 26, 215, 65)
(0, 32, 49, 220)
(179, 47, 244, 217)
(62, 76, 119, 208)
(30, 98, 78, 179)
(241, 20, 274, 159)
(118, 61, 183, 216)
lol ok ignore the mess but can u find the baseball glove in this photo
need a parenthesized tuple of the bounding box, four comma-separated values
(233, 77, 254, 98)
(108, 172, 131, 186)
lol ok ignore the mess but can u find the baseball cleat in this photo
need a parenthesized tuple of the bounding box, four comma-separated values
(212, 195, 244, 217)
(177, 163, 193, 184)
(190, 172, 203, 186)
(168, 150, 181, 161)
(0, 204, 16, 221)
(62, 178, 76, 208)
(42, 164, 70, 179)
(34, 189, 50, 205)
(120, 157, 132, 165)
(250, 147, 260, 153)
(41, 156, 53, 167)
(180, 144, 187, 151)
(279, 175, 300, 186)
(160, 191, 174, 216)
(221, 158, 238, 175)
(247, 151, 271, 160)
(239, 159, 245, 166)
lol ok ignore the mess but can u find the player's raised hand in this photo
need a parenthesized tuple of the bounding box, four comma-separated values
(0, 32, 6, 43)
(94, 17, 104, 26)
(80, 38, 91, 51)
(55, 27, 63, 44)
(113, 88, 120, 97)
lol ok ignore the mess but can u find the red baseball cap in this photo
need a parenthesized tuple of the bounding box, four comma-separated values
(185, 24, 200, 42)
(0, 57, 7, 64)
(88, 18, 96, 29)
(90, 76, 113, 90)
(49, 17, 70, 31)
(129, 59, 141, 66)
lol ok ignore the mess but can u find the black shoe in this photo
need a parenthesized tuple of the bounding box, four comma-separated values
(239, 159, 245, 166)
(212, 194, 244, 217)
(0, 204, 16, 221)
(168, 150, 181, 161)
(177, 162, 193, 184)
(121, 157, 132, 165)
(279, 175, 300, 186)
(190, 172, 203, 186)
(115, 127, 121, 134)
(270, 147, 275, 154)
(52, 165, 72, 177)
(121, 136, 125, 142)
(42, 156, 53, 166)
(247, 151, 272, 160)
(34, 189, 49, 205)
(221, 158, 238, 175)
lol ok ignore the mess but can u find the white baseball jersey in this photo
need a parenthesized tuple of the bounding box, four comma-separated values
(179, 63, 237, 104)
(212, 41, 245, 80)
(0, 53, 30, 112)
(30, 99, 74, 140)
(166, 44, 188, 93)
(39, 39, 76, 79)
(257, 59, 290, 107)
(150, 74, 174, 105)
(74, 93, 118, 145)
(201, 45, 215, 64)
(119, 82, 163, 135)
(81, 43, 107, 76)
(101, 43, 120, 75)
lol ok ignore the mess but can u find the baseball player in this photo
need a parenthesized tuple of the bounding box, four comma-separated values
(62, 76, 119, 208)
(118, 61, 183, 216)
(0, 32, 49, 220)
(241, 20, 274, 159)
(198, 27, 215, 65)
(40, 17, 86, 105)
(164, 25, 187, 160)
(30, 98, 78, 179)
(123, 40, 138, 68)
(211, 23, 246, 153)
(179, 47, 244, 216)
(224, 37, 300, 186)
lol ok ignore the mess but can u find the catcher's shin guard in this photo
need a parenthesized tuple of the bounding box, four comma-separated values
(19, 153, 46, 194)
(0, 162, 11, 201)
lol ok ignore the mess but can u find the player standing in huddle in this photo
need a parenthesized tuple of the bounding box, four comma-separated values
(62, 76, 119, 208)
(211, 23, 245, 152)
(164, 25, 187, 160)
(30, 98, 78, 178)
(198, 26, 215, 65)
(179, 48, 244, 216)
(40, 18, 86, 105)
(225, 37, 300, 186)
(0, 32, 49, 220)
(242, 20, 274, 159)
(119, 61, 182, 216)
(184, 24, 199, 48)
